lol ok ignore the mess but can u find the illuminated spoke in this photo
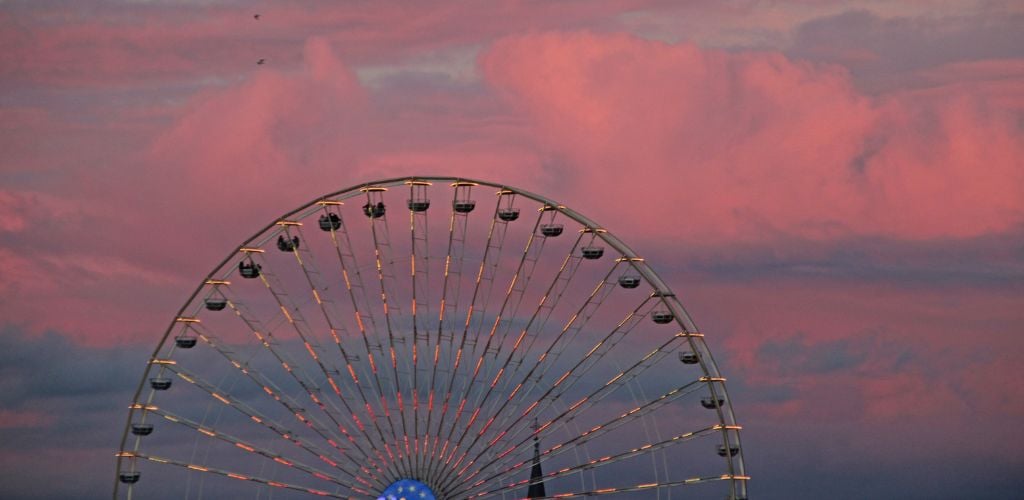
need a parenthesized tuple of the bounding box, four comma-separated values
(123, 451, 367, 498)
(116, 177, 746, 500)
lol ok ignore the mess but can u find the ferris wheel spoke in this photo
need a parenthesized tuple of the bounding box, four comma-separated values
(476, 247, 621, 448)
(262, 225, 397, 465)
(419, 187, 510, 485)
(362, 188, 417, 477)
(319, 203, 401, 442)
(136, 404, 373, 491)
(454, 364, 712, 493)
(451, 379, 711, 496)
(437, 301, 680, 489)
(419, 181, 476, 482)
(473, 473, 747, 499)
(460, 267, 621, 479)
(425, 202, 547, 485)
(319, 194, 408, 474)
(435, 290, 650, 488)
(219, 279, 399, 479)
(469, 424, 724, 497)
(116, 177, 746, 499)
(462, 189, 516, 364)
(421, 182, 489, 479)
(407, 180, 433, 475)
(121, 451, 368, 498)
(441, 228, 588, 475)
(154, 362, 371, 478)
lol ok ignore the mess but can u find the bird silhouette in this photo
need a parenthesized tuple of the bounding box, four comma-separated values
(254, 14, 260, 20)
(257, 58, 266, 65)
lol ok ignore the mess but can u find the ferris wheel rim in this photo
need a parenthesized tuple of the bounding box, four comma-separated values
(114, 175, 747, 499)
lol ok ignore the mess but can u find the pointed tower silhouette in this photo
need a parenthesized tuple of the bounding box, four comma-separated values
(527, 419, 546, 498)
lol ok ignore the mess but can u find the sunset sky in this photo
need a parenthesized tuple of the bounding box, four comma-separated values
(1, 1, 1023, 498)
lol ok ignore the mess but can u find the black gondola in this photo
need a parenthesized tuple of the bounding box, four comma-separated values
(119, 471, 141, 484)
(453, 200, 476, 213)
(150, 378, 172, 390)
(363, 202, 386, 218)
(701, 396, 725, 409)
(498, 208, 520, 221)
(651, 311, 674, 324)
(618, 276, 641, 288)
(408, 200, 430, 212)
(581, 246, 604, 259)
(540, 224, 563, 237)
(175, 335, 197, 349)
(239, 261, 261, 279)
(717, 445, 740, 457)
(679, 352, 700, 364)
(277, 235, 299, 252)
(204, 297, 227, 311)
(131, 423, 154, 436)
(318, 213, 341, 231)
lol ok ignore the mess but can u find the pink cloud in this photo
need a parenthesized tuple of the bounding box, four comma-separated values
(481, 31, 1024, 243)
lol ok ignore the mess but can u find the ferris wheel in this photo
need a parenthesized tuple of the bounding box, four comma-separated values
(114, 176, 748, 499)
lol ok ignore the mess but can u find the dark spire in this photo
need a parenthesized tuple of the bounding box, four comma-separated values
(527, 419, 546, 498)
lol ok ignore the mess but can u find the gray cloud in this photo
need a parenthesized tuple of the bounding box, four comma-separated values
(788, 8, 1024, 92)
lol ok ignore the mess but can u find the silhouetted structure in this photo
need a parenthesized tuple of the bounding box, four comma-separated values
(527, 420, 546, 498)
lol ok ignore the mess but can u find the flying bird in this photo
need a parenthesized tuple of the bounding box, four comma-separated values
(254, 14, 260, 20)
(257, 58, 266, 65)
